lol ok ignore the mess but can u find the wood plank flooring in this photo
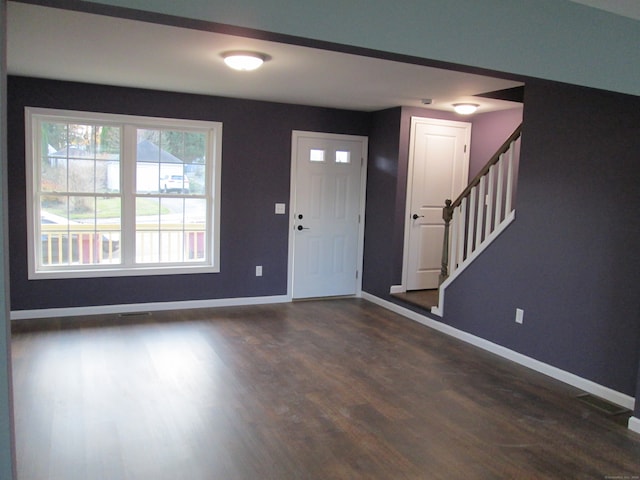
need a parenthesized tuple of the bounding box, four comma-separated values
(11, 299, 640, 479)
(391, 289, 440, 309)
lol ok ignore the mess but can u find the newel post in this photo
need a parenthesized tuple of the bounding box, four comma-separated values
(439, 199, 453, 285)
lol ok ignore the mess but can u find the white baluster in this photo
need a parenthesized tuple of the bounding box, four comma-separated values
(458, 198, 467, 263)
(437, 127, 521, 306)
(485, 165, 495, 236)
(494, 154, 505, 227)
(467, 186, 477, 257)
(505, 142, 515, 215)
(450, 206, 459, 275)
(475, 175, 486, 247)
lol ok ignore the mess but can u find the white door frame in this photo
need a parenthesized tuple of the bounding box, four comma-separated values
(287, 130, 368, 300)
(400, 117, 471, 292)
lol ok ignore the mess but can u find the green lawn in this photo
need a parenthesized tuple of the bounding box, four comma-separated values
(46, 197, 169, 220)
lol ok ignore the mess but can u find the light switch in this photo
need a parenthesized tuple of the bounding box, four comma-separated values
(275, 203, 286, 214)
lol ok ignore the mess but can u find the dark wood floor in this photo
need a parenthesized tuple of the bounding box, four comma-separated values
(392, 289, 440, 309)
(11, 299, 640, 479)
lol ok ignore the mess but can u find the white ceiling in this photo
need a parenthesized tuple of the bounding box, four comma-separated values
(6, 2, 524, 114)
(8, 2, 637, 114)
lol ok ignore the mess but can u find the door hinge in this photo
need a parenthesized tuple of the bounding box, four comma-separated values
(358, 214, 361, 223)
(464, 144, 467, 153)
(356, 270, 359, 279)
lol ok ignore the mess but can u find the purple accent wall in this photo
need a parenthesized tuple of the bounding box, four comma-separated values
(468, 107, 523, 178)
(8, 76, 640, 410)
(363, 78, 640, 398)
(8, 76, 369, 310)
(364, 105, 518, 294)
(363, 106, 465, 296)
(442, 79, 640, 397)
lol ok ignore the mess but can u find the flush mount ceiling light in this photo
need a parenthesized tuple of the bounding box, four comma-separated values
(222, 51, 267, 71)
(453, 103, 479, 115)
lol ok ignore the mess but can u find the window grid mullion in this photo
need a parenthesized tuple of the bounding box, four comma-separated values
(26, 107, 221, 279)
(121, 124, 137, 267)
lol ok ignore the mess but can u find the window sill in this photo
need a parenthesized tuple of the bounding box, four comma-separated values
(28, 264, 220, 280)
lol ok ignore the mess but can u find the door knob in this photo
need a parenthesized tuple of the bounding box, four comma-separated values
(412, 214, 424, 220)
(297, 225, 310, 231)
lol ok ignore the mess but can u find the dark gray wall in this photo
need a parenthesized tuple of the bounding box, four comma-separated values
(443, 79, 640, 397)
(8, 76, 370, 311)
(362, 107, 401, 297)
(8, 76, 640, 411)
(353, 81, 640, 412)
(363, 78, 640, 399)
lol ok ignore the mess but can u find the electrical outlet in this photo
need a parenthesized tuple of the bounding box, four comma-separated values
(256, 265, 262, 277)
(275, 203, 286, 214)
(515, 308, 524, 324)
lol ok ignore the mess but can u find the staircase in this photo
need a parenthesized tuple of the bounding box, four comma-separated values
(432, 124, 522, 316)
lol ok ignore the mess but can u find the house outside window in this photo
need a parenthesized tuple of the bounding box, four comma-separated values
(25, 107, 222, 279)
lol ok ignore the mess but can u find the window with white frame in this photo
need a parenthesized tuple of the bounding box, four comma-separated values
(25, 107, 222, 279)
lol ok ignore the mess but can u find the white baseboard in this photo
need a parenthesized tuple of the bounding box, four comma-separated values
(629, 416, 640, 434)
(362, 292, 636, 413)
(10, 294, 291, 320)
(389, 285, 405, 294)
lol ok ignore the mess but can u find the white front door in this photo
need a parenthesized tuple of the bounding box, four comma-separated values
(290, 131, 367, 299)
(405, 117, 470, 290)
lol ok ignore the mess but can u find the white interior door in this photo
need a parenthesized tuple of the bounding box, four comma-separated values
(291, 132, 366, 299)
(405, 117, 470, 290)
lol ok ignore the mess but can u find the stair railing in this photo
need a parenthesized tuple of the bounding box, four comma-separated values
(440, 124, 522, 283)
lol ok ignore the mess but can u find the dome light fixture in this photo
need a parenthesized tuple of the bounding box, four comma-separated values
(453, 103, 479, 115)
(222, 51, 267, 71)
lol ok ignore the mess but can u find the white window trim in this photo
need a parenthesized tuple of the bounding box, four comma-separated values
(25, 107, 222, 279)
